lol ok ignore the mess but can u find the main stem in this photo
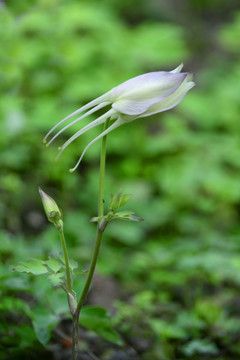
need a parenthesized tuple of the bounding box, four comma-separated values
(72, 118, 110, 360)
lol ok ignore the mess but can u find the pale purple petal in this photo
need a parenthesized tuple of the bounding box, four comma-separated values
(69, 118, 124, 172)
(46, 102, 109, 147)
(170, 63, 184, 73)
(43, 92, 111, 143)
(57, 109, 116, 158)
(139, 74, 195, 117)
(111, 72, 187, 115)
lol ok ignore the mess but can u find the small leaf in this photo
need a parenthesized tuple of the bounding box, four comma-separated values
(47, 272, 64, 286)
(89, 216, 100, 223)
(75, 270, 89, 274)
(69, 258, 78, 271)
(109, 190, 132, 212)
(11, 258, 48, 275)
(58, 255, 78, 271)
(46, 257, 62, 273)
(114, 210, 143, 222)
(119, 193, 132, 208)
(109, 190, 122, 212)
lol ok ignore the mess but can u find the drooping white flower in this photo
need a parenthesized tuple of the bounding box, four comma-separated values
(44, 64, 195, 171)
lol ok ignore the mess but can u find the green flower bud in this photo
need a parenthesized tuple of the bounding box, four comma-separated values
(67, 291, 77, 316)
(38, 187, 63, 230)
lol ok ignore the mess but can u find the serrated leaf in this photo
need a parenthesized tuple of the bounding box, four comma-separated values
(10, 258, 48, 275)
(47, 272, 64, 286)
(69, 258, 78, 271)
(58, 255, 78, 271)
(46, 257, 62, 273)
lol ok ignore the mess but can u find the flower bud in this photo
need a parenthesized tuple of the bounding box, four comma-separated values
(38, 187, 63, 230)
(67, 291, 77, 316)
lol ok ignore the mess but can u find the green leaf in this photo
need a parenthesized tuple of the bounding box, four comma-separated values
(10, 258, 48, 275)
(30, 308, 59, 346)
(89, 216, 100, 223)
(151, 319, 186, 340)
(81, 306, 109, 318)
(0, 296, 31, 317)
(4, 276, 29, 290)
(114, 210, 143, 222)
(69, 258, 79, 271)
(46, 257, 62, 273)
(109, 190, 132, 212)
(47, 272, 64, 286)
(79, 306, 122, 345)
(183, 339, 219, 356)
(58, 255, 78, 271)
(119, 193, 132, 208)
(109, 191, 122, 212)
(74, 270, 89, 274)
(96, 326, 122, 345)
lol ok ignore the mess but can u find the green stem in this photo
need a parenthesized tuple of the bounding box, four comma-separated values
(72, 118, 110, 360)
(77, 230, 103, 312)
(72, 312, 79, 360)
(98, 118, 110, 219)
(59, 227, 72, 293)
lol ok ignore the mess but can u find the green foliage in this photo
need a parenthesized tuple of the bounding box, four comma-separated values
(30, 308, 59, 346)
(80, 306, 122, 345)
(1, 0, 240, 359)
(91, 189, 143, 230)
(11, 258, 49, 276)
(11, 255, 81, 288)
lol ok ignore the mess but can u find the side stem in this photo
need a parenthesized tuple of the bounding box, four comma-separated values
(72, 118, 110, 360)
(59, 227, 72, 293)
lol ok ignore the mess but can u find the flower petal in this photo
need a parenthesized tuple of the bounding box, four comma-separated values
(170, 63, 184, 73)
(57, 109, 116, 158)
(46, 102, 109, 147)
(139, 74, 195, 117)
(69, 118, 124, 172)
(43, 93, 111, 143)
(111, 72, 187, 115)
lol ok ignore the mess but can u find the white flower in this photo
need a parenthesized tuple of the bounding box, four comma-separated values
(44, 64, 195, 172)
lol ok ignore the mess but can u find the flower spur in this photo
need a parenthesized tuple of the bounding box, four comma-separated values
(43, 64, 195, 172)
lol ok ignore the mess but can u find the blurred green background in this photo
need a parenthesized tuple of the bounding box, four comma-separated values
(1, 0, 240, 359)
